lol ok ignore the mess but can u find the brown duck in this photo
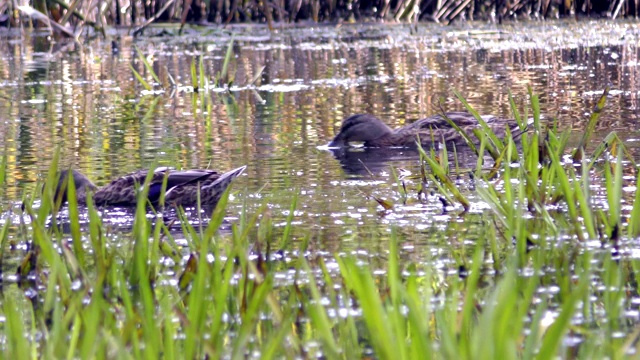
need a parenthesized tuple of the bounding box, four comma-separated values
(328, 112, 523, 148)
(53, 166, 246, 208)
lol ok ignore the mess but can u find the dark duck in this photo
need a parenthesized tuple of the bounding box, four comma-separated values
(52, 166, 246, 209)
(328, 112, 523, 148)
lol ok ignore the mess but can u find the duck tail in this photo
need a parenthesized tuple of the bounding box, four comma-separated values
(511, 124, 529, 140)
(204, 165, 247, 191)
(510, 117, 534, 141)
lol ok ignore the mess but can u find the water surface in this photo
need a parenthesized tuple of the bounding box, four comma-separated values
(1, 20, 639, 267)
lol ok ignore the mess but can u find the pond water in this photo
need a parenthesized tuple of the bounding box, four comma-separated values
(1, 20, 640, 352)
(2, 22, 640, 235)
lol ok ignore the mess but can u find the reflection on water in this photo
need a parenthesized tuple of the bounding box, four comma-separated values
(326, 143, 502, 176)
(325, 146, 422, 176)
(1, 20, 640, 243)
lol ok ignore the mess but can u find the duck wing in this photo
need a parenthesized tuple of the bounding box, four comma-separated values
(164, 166, 246, 207)
(93, 168, 171, 206)
(410, 112, 520, 145)
(386, 113, 477, 146)
(410, 112, 480, 130)
(90, 167, 245, 208)
(148, 169, 219, 205)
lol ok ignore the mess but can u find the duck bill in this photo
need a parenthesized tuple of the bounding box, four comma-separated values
(327, 136, 346, 148)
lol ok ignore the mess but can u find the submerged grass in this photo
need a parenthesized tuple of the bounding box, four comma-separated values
(1, 90, 640, 358)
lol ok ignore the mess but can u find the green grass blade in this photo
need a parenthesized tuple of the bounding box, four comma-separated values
(134, 46, 161, 85)
(65, 169, 85, 268)
(572, 86, 609, 162)
(3, 296, 32, 359)
(537, 263, 590, 358)
(607, 150, 623, 237)
(129, 63, 152, 91)
(0, 155, 6, 185)
(453, 89, 504, 150)
(629, 168, 640, 237)
(220, 35, 235, 86)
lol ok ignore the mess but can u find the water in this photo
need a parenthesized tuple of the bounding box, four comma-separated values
(2, 21, 640, 246)
(0, 29, 636, 231)
(2, 19, 640, 355)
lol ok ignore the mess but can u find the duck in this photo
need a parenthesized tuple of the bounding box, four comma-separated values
(52, 166, 246, 209)
(327, 112, 524, 148)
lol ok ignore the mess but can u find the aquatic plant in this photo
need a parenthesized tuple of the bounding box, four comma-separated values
(3, 183, 640, 358)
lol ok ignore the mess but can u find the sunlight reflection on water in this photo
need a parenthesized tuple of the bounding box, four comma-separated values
(0, 20, 639, 253)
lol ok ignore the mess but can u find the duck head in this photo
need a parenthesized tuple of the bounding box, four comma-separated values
(328, 114, 393, 148)
(53, 169, 98, 205)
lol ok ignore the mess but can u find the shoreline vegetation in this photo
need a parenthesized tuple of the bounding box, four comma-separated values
(1, 0, 639, 38)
